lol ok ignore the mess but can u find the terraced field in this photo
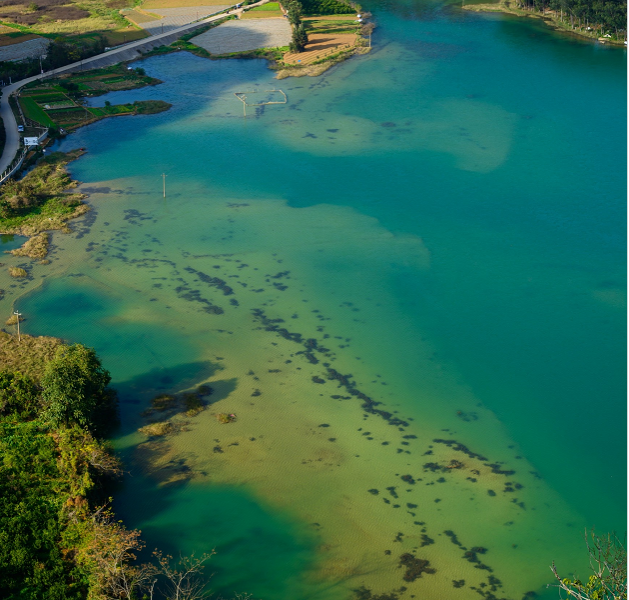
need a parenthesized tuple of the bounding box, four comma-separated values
(283, 32, 356, 64)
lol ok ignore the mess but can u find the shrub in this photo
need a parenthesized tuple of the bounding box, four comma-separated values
(150, 393, 176, 411)
(183, 393, 203, 415)
(41, 344, 118, 434)
(217, 412, 236, 424)
(9, 267, 27, 277)
(139, 421, 173, 436)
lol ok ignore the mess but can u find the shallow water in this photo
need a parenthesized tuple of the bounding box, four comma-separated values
(1, 2, 625, 599)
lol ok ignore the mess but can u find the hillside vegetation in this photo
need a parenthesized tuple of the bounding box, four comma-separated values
(0, 335, 122, 599)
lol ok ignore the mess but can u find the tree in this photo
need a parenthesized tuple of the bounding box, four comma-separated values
(549, 530, 627, 600)
(286, 0, 302, 25)
(78, 508, 157, 600)
(0, 370, 40, 418)
(290, 22, 309, 52)
(150, 551, 215, 600)
(41, 344, 118, 434)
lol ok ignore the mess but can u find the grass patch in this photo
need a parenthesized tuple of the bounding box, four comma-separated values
(249, 2, 281, 9)
(133, 99, 171, 114)
(5, 313, 24, 326)
(0, 149, 88, 254)
(10, 232, 49, 259)
(88, 104, 134, 117)
(241, 10, 284, 18)
(18, 96, 56, 127)
(0, 331, 63, 380)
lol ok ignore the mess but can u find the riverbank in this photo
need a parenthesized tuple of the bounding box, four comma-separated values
(0, 6, 625, 597)
(462, 0, 627, 45)
(0, 149, 88, 261)
(139, 12, 372, 78)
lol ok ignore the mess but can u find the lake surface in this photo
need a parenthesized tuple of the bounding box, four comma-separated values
(2, 1, 626, 598)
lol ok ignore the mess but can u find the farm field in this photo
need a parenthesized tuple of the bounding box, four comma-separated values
(17, 65, 163, 130)
(0, 0, 148, 51)
(241, 11, 284, 18)
(283, 31, 356, 64)
(142, 0, 233, 8)
(241, 2, 284, 18)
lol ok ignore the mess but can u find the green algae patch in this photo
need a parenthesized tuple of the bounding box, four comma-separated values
(0, 149, 88, 258)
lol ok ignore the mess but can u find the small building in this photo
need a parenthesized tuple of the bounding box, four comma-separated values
(23, 137, 39, 147)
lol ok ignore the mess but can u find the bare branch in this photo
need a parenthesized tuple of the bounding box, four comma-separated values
(548, 530, 627, 600)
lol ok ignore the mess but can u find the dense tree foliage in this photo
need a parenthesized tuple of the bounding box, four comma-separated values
(299, 0, 354, 15)
(42, 344, 117, 434)
(0, 342, 119, 599)
(516, 0, 627, 39)
(0, 35, 107, 83)
(0, 337, 240, 599)
(286, 0, 308, 51)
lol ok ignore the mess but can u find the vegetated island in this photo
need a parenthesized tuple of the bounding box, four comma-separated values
(0, 331, 229, 599)
(462, 0, 627, 45)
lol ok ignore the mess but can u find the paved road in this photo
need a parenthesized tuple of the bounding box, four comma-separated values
(0, 1, 267, 177)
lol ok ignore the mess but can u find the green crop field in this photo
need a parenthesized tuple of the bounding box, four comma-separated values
(19, 97, 56, 127)
(25, 93, 68, 103)
(88, 104, 134, 117)
(249, 2, 281, 9)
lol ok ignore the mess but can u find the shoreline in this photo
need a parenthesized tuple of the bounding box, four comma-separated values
(462, 0, 627, 46)
(137, 14, 373, 78)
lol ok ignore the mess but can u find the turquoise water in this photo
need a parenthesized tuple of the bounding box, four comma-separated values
(3, 2, 626, 599)
(0, 233, 27, 251)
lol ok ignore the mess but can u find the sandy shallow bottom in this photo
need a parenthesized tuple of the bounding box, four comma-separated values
(5, 184, 586, 600)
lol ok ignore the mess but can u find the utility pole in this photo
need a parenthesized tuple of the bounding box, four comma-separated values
(14, 310, 21, 341)
(162, 173, 167, 197)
